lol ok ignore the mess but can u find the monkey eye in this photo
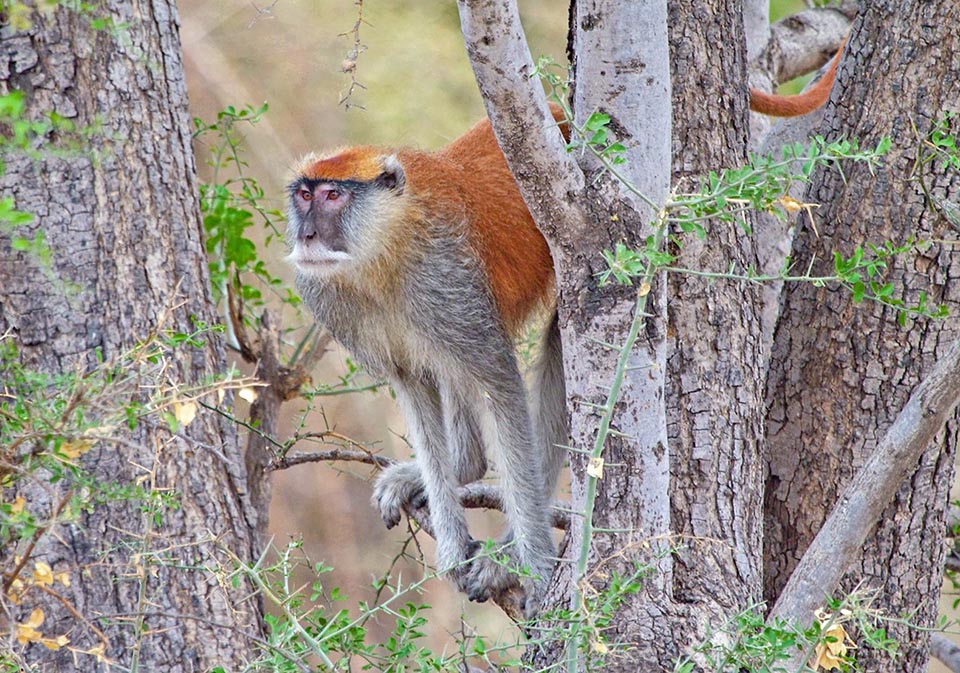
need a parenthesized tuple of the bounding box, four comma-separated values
(325, 189, 341, 201)
(298, 188, 313, 201)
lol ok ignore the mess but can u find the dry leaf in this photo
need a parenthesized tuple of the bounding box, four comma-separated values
(812, 621, 853, 670)
(779, 195, 804, 213)
(32, 561, 54, 586)
(60, 439, 94, 459)
(8, 578, 24, 605)
(15, 608, 45, 644)
(173, 400, 198, 427)
(238, 387, 258, 403)
(86, 643, 108, 663)
(10, 495, 26, 513)
(587, 457, 604, 479)
(40, 634, 69, 650)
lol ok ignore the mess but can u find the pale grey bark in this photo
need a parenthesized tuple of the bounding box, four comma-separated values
(455, 0, 587, 251)
(0, 3, 262, 670)
(931, 634, 960, 673)
(743, 0, 769, 60)
(459, 1, 674, 669)
(568, 0, 673, 600)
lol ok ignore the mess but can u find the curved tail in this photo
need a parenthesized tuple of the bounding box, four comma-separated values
(749, 40, 845, 117)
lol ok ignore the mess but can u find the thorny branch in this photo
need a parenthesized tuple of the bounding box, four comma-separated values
(339, 0, 368, 109)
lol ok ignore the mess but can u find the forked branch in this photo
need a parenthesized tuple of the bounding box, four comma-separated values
(771, 335, 960, 629)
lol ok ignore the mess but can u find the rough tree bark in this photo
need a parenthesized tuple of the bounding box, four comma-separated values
(0, 3, 263, 671)
(666, 0, 765, 655)
(764, 3, 960, 670)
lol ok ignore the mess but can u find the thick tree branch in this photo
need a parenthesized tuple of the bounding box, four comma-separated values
(743, 0, 770, 60)
(932, 634, 960, 673)
(770, 335, 960, 627)
(455, 0, 587, 247)
(751, 4, 855, 87)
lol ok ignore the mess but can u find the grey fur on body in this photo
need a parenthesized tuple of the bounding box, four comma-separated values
(289, 159, 567, 614)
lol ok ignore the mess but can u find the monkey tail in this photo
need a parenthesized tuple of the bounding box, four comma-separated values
(531, 314, 569, 499)
(749, 39, 846, 118)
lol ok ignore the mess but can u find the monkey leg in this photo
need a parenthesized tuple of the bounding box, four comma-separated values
(373, 373, 477, 586)
(442, 382, 489, 485)
(373, 380, 488, 529)
(463, 363, 557, 616)
(531, 314, 568, 505)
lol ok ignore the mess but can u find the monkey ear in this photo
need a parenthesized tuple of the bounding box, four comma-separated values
(376, 154, 406, 194)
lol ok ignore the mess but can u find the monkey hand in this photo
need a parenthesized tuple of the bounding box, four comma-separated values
(372, 461, 428, 529)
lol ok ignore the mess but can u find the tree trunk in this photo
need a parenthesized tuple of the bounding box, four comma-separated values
(666, 0, 766, 647)
(1, 3, 262, 670)
(764, 3, 960, 670)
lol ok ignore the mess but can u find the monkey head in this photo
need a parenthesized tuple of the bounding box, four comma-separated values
(286, 149, 406, 277)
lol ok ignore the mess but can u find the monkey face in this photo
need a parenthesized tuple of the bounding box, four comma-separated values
(286, 154, 406, 278)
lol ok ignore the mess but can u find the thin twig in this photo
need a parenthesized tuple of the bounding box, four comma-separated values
(36, 583, 110, 649)
(2, 489, 73, 593)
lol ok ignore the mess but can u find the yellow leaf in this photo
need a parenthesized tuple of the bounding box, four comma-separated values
(87, 643, 108, 663)
(15, 608, 45, 644)
(591, 639, 609, 654)
(813, 646, 844, 670)
(61, 438, 94, 459)
(15, 624, 42, 645)
(10, 495, 26, 513)
(56, 571, 71, 587)
(779, 195, 804, 213)
(40, 634, 69, 650)
(33, 561, 54, 586)
(238, 387, 258, 403)
(8, 578, 24, 605)
(638, 282, 651, 297)
(173, 400, 198, 427)
(587, 457, 604, 479)
(812, 622, 853, 670)
(25, 607, 44, 628)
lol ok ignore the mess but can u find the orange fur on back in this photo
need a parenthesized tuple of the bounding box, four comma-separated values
(436, 104, 568, 334)
(389, 113, 557, 335)
(749, 41, 845, 117)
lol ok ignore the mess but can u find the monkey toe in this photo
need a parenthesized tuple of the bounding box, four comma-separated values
(408, 490, 428, 511)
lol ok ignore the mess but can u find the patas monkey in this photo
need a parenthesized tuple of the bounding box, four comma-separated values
(287, 53, 842, 612)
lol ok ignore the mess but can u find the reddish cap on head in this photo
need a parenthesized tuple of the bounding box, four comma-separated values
(299, 147, 387, 182)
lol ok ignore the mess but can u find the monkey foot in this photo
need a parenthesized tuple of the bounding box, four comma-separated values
(462, 546, 551, 619)
(372, 461, 427, 529)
